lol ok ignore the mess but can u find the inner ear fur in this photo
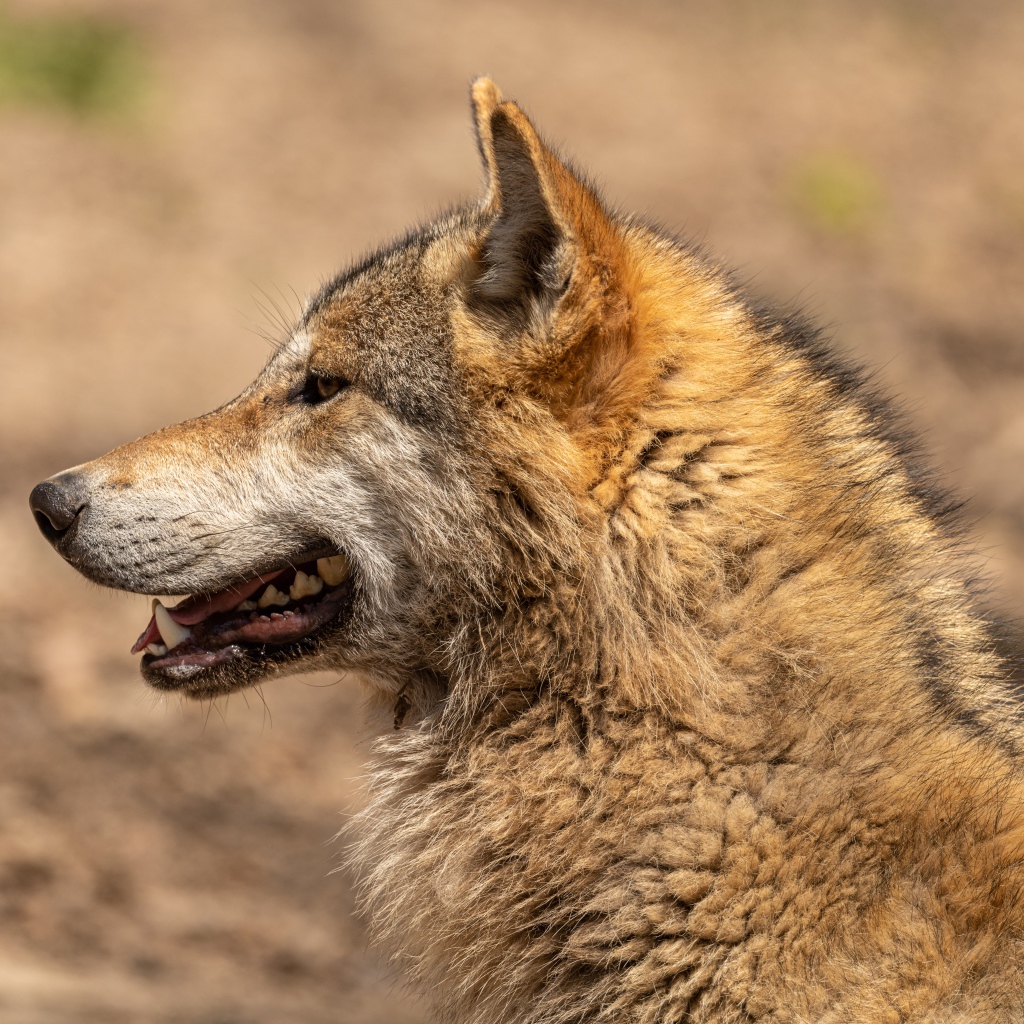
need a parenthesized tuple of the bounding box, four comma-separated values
(470, 79, 604, 310)
(477, 109, 563, 304)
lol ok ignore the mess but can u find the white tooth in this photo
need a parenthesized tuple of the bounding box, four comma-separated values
(145, 643, 168, 657)
(290, 571, 324, 600)
(153, 601, 192, 649)
(316, 555, 350, 586)
(258, 584, 289, 608)
(236, 599, 257, 611)
(289, 572, 309, 600)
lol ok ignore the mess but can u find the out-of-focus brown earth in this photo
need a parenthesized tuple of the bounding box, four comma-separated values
(0, 0, 1022, 1020)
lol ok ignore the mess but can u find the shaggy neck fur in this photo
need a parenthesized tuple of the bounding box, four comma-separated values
(350, 219, 1024, 1023)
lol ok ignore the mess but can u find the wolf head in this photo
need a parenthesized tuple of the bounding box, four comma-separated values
(31, 79, 708, 708)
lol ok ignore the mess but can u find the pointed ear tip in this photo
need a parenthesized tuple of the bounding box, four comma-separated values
(470, 77, 503, 112)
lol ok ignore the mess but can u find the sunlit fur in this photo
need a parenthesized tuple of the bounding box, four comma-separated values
(40, 79, 1024, 1020)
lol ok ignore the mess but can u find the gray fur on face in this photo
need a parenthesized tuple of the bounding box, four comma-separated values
(46, 218, 502, 699)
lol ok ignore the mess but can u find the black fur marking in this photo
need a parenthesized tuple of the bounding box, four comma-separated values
(744, 300, 967, 538)
(729, 295, 1005, 735)
(914, 627, 991, 738)
(636, 430, 678, 470)
(667, 442, 719, 483)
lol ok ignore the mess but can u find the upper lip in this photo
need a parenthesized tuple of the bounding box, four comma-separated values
(207, 542, 341, 593)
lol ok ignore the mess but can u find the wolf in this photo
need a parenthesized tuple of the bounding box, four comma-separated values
(29, 78, 1024, 1021)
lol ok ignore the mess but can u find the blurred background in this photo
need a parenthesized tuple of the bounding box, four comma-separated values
(0, 0, 1022, 1020)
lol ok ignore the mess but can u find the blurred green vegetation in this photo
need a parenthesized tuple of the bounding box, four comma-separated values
(790, 153, 883, 237)
(0, 6, 145, 116)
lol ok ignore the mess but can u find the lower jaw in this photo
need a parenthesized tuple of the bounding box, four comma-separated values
(143, 644, 246, 675)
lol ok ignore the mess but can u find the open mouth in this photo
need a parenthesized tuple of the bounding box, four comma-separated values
(132, 553, 354, 679)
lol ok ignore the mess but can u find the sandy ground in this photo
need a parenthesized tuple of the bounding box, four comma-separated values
(1, 0, 1022, 1020)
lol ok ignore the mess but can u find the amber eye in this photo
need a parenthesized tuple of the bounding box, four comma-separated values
(317, 376, 341, 400)
(300, 373, 349, 405)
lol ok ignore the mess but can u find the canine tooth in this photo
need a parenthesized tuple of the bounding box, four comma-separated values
(317, 555, 350, 586)
(258, 584, 289, 608)
(289, 571, 324, 600)
(153, 601, 192, 649)
(145, 643, 168, 657)
(236, 599, 257, 611)
(289, 572, 308, 600)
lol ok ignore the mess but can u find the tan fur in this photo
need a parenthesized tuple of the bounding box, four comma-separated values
(352, 84, 1024, 1022)
(34, 80, 1024, 1021)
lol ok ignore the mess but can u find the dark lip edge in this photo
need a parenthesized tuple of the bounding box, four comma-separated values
(140, 575, 356, 683)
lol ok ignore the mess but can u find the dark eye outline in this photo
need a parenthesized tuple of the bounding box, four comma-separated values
(297, 373, 350, 405)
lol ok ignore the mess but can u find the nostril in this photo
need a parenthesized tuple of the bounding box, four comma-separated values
(32, 507, 60, 539)
(29, 478, 88, 544)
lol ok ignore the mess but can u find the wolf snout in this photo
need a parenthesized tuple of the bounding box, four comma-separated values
(30, 472, 90, 547)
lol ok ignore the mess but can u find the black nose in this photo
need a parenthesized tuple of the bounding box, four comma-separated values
(30, 474, 89, 544)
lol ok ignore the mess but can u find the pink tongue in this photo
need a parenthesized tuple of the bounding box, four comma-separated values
(129, 570, 285, 654)
(167, 570, 284, 625)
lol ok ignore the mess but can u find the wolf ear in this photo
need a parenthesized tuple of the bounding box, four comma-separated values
(470, 78, 595, 309)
